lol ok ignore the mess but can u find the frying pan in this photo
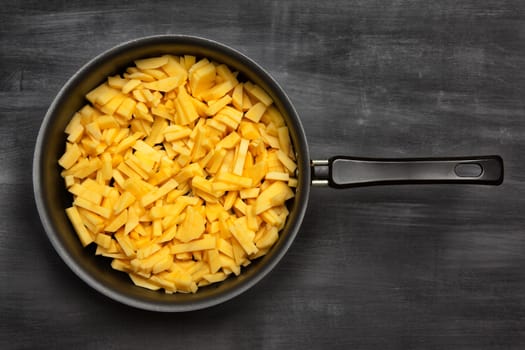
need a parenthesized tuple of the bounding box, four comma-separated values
(33, 35, 504, 312)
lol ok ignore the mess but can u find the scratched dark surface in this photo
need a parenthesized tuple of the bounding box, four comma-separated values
(1, 0, 525, 349)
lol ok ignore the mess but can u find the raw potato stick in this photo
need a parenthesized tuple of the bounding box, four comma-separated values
(58, 55, 297, 293)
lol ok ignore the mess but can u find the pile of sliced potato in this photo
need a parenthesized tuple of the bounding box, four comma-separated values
(58, 54, 297, 293)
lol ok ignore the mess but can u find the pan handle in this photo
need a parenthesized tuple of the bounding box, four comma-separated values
(311, 155, 504, 188)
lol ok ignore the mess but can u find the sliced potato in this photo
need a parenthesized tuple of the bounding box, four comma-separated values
(59, 54, 297, 293)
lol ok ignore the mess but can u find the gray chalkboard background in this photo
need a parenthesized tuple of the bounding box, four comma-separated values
(2, 1, 525, 349)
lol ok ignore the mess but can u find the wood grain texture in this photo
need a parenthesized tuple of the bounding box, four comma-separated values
(2, 0, 525, 349)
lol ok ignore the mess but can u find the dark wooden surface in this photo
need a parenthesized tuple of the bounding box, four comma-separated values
(2, 1, 525, 349)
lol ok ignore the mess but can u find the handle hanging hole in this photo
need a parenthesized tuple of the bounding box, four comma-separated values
(454, 163, 483, 177)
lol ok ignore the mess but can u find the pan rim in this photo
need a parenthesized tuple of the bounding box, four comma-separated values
(33, 34, 311, 312)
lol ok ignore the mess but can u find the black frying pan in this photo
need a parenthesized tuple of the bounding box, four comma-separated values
(33, 35, 503, 312)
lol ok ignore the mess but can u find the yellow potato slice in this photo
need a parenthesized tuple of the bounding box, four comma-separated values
(59, 54, 297, 294)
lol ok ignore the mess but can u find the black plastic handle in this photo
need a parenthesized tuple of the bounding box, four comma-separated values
(311, 155, 504, 188)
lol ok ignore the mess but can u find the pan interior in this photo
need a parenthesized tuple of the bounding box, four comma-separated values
(33, 35, 311, 311)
